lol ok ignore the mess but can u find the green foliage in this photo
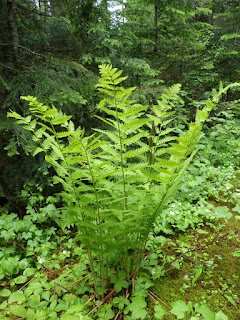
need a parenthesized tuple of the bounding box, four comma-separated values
(3, 59, 98, 127)
(1, 0, 240, 317)
(0, 58, 98, 203)
(151, 107, 240, 236)
(0, 211, 233, 319)
(45, 17, 75, 50)
(0, 212, 58, 279)
(7, 65, 239, 301)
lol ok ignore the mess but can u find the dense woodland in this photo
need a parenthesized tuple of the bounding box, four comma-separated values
(0, 1, 240, 319)
(1, 0, 240, 207)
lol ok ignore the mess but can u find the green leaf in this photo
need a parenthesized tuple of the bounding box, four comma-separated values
(55, 302, 68, 312)
(195, 305, 215, 320)
(224, 295, 237, 308)
(131, 308, 147, 320)
(33, 147, 44, 156)
(232, 250, 240, 257)
(8, 291, 26, 304)
(19, 259, 29, 269)
(14, 275, 28, 284)
(215, 311, 228, 320)
(114, 280, 129, 293)
(0, 300, 8, 310)
(157, 158, 181, 168)
(66, 304, 84, 314)
(112, 296, 129, 310)
(45, 108, 58, 117)
(111, 69, 123, 80)
(50, 299, 57, 310)
(0, 289, 11, 297)
(233, 204, 240, 213)
(7, 111, 23, 119)
(60, 315, 81, 320)
(214, 206, 232, 219)
(192, 267, 202, 286)
(125, 296, 147, 320)
(154, 304, 168, 319)
(2, 258, 19, 275)
(141, 170, 172, 183)
(9, 305, 26, 317)
(42, 291, 50, 301)
(23, 268, 37, 277)
(121, 118, 150, 131)
(95, 115, 117, 129)
(170, 300, 191, 319)
(113, 76, 128, 85)
(56, 131, 73, 138)
(51, 115, 72, 125)
(220, 33, 240, 41)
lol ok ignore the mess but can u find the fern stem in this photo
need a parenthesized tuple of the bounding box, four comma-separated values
(112, 83, 132, 277)
(49, 123, 102, 298)
(31, 116, 101, 298)
(80, 140, 106, 298)
(113, 91, 127, 211)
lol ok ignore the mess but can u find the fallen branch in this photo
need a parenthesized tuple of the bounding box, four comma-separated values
(148, 290, 171, 309)
(162, 232, 231, 272)
(54, 282, 79, 298)
(87, 289, 115, 315)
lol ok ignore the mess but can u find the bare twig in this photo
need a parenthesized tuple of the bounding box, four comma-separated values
(148, 290, 171, 308)
(54, 282, 79, 298)
(53, 274, 91, 294)
(114, 310, 122, 320)
(54, 282, 56, 300)
(0, 43, 44, 57)
(148, 292, 157, 303)
(18, 277, 37, 291)
(162, 232, 231, 272)
(183, 256, 213, 267)
(15, 2, 52, 17)
(87, 289, 115, 315)
(83, 296, 94, 306)
(65, 274, 91, 288)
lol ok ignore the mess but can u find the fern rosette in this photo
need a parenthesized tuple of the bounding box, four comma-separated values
(8, 64, 239, 298)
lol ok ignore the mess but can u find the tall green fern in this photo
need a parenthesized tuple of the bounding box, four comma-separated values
(7, 65, 240, 298)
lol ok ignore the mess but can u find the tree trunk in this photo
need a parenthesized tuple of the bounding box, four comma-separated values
(50, 0, 57, 16)
(153, 1, 158, 66)
(7, 0, 19, 61)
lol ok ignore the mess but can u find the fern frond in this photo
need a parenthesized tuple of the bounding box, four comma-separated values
(95, 116, 117, 129)
(9, 65, 239, 298)
(141, 169, 173, 184)
(121, 118, 150, 132)
(122, 132, 147, 146)
(123, 146, 149, 159)
(155, 158, 181, 168)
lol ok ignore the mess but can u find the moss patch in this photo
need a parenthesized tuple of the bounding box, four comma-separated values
(151, 213, 240, 319)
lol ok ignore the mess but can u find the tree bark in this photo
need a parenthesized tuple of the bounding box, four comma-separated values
(7, 0, 19, 61)
(153, 1, 158, 66)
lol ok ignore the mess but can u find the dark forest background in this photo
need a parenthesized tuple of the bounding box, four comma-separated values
(1, 0, 240, 214)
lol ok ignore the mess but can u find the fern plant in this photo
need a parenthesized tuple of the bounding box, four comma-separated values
(7, 65, 239, 299)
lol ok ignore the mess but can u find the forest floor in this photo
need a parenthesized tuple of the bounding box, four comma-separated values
(152, 202, 240, 319)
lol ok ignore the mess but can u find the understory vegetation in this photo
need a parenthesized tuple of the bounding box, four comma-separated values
(0, 65, 239, 319)
(1, 0, 240, 319)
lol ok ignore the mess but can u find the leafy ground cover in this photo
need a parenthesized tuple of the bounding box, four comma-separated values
(1, 193, 239, 319)
(1, 164, 239, 319)
(0, 162, 239, 319)
(152, 208, 240, 319)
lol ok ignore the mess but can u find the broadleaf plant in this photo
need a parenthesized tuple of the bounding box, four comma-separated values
(7, 64, 240, 299)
